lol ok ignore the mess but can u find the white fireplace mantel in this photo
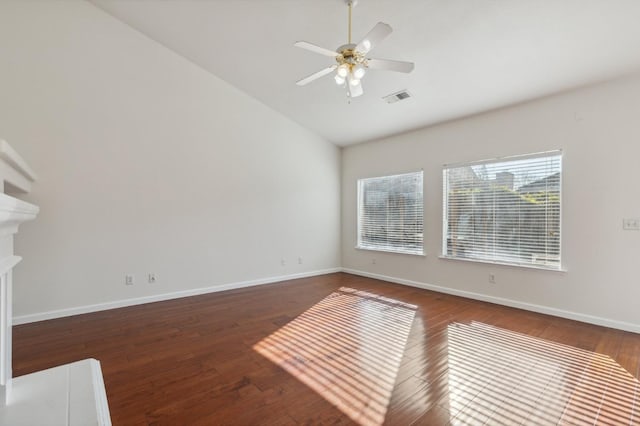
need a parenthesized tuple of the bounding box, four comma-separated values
(0, 194, 40, 238)
(0, 139, 37, 195)
(0, 140, 111, 425)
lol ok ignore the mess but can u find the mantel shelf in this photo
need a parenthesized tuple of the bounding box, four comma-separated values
(0, 140, 37, 194)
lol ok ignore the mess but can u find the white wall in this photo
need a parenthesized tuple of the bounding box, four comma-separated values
(342, 73, 640, 331)
(0, 1, 341, 320)
(1, 1, 638, 332)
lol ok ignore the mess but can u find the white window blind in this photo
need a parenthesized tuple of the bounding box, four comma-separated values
(443, 152, 561, 269)
(357, 171, 424, 255)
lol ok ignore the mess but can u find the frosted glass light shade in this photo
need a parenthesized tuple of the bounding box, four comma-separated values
(337, 64, 349, 78)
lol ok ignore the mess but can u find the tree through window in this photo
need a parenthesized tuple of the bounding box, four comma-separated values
(443, 152, 561, 269)
(357, 171, 424, 255)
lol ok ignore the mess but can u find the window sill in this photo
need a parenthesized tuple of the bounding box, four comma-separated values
(355, 246, 425, 257)
(438, 255, 567, 272)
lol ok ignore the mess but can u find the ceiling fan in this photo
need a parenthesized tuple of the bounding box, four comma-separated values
(294, 0, 414, 98)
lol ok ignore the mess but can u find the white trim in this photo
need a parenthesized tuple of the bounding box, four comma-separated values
(16, 266, 639, 334)
(0, 257, 20, 278)
(443, 149, 562, 168)
(89, 359, 111, 426)
(438, 255, 566, 272)
(0, 194, 38, 216)
(358, 169, 424, 182)
(0, 189, 38, 407)
(0, 194, 39, 238)
(0, 140, 38, 182)
(341, 268, 640, 334)
(356, 246, 425, 257)
(13, 268, 342, 325)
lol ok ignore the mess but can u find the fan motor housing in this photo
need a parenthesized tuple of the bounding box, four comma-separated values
(336, 43, 365, 66)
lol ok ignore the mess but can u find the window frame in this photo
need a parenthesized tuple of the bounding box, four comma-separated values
(441, 151, 563, 271)
(356, 170, 425, 256)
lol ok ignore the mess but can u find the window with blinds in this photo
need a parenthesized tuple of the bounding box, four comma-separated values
(443, 152, 562, 269)
(357, 171, 424, 255)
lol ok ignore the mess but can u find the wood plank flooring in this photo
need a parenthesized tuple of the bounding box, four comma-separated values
(12, 273, 640, 425)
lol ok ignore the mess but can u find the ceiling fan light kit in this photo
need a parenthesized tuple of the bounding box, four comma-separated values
(294, 0, 414, 99)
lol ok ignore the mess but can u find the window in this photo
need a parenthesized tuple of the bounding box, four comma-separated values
(443, 152, 561, 269)
(357, 171, 424, 255)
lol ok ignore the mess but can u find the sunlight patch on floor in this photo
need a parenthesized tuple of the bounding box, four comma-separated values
(254, 287, 416, 426)
(446, 321, 640, 425)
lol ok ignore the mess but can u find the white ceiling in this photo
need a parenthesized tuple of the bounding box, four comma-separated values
(90, 0, 640, 146)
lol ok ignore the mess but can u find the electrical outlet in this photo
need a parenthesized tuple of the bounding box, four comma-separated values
(488, 273, 496, 284)
(281, 258, 286, 266)
(148, 273, 157, 284)
(298, 257, 303, 265)
(125, 274, 134, 285)
(372, 258, 377, 265)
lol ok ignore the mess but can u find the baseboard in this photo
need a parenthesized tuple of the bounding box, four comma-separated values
(342, 268, 640, 334)
(13, 267, 342, 325)
(16, 266, 640, 334)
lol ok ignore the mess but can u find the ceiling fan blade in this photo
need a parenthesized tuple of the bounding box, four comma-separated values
(294, 41, 339, 57)
(296, 65, 337, 86)
(367, 58, 415, 73)
(348, 82, 364, 98)
(355, 22, 392, 54)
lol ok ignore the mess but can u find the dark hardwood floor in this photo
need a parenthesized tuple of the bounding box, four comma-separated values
(12, 273, 640, 425)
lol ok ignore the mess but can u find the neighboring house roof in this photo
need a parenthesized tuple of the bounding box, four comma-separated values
(518, 172, 560, 193)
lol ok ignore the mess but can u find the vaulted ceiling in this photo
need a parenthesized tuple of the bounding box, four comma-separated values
(90, 0, 640, 146)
